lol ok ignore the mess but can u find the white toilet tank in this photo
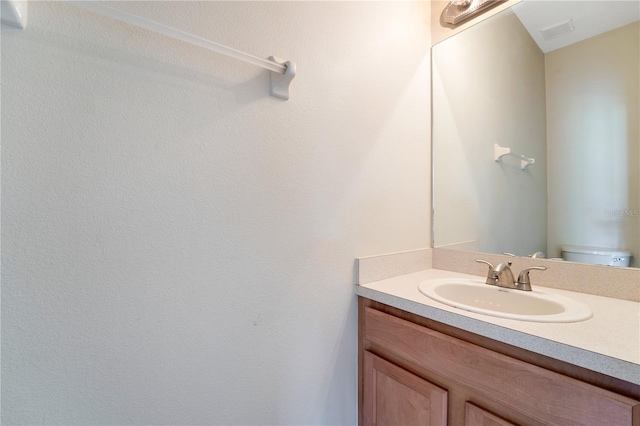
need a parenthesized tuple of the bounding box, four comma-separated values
(561, 245, 632, 267)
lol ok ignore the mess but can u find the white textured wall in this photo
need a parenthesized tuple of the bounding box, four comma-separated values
(1, 2, 431, 424)
(432, 10, 547, 256)
(546, 22, 639, 265)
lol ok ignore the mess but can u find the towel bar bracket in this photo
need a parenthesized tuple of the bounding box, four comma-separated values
(494, 143, 535, 170)
(268, 57, 296, 101)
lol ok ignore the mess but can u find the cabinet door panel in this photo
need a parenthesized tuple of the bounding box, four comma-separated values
(465, 402, 517, 426)
(364, 307, 640, 425)
(363, 351, 447, 426)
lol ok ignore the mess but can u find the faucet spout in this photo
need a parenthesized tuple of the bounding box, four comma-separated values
(493, 262, 516, 288)
(476, 259, 516, 288)
(476, 259, 547, 291)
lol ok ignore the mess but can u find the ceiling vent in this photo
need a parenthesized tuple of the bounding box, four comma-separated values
(540, 19, 575, 41)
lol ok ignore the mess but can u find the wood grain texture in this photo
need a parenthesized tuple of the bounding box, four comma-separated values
(465, 403, 517, 426)
(358, 297, 366, 426)
(361, 297, 640, 399)
(364, 306, 640, 425)
(363, 351, 447, 426)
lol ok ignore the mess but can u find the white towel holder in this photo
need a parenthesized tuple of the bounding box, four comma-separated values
(1, 0, 297, 100)
(69, 1, 296, 100)
(494, 144, 535, 170)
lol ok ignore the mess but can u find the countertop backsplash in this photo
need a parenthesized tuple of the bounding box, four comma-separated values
(357, 248, 640, 302)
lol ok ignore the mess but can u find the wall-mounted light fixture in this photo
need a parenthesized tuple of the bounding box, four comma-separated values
(442, 0, 505, 26)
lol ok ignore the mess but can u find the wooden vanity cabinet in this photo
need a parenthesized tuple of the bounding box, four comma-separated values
(358, 297, 640, 426)
(363, 351, 448, 425)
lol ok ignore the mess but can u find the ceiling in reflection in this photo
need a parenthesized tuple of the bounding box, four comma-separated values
(513, 0, 640, 52)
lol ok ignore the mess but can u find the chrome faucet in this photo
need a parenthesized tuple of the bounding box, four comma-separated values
(476, 259, 547, 291)
(516, 266, 548, 291)
(529, 251, 546, 259)
(502, 251, 546, 258)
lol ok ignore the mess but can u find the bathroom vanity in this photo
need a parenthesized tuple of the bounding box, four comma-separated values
(361, 0, 640, 422)
(356, 268, 640, 425)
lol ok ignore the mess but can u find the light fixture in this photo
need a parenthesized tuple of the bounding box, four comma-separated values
(442, 0, 505, 26)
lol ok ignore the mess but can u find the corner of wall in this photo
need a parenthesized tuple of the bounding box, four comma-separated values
(357, 249, 433, 285)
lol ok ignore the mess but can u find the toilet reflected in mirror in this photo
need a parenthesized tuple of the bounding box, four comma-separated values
(562, 246, 632, 268)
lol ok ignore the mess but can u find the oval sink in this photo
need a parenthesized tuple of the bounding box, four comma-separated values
(418, 279, 592, 323)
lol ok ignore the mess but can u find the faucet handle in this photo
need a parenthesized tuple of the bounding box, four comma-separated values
(516, 266, 547, 291)
(502, 252, 516, 257)
(475, 259, 494, 270)
(475, 259, 497, 284)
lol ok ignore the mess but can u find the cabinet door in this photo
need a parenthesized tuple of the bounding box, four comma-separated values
(363, 351, 447, 426)
(465, 403, 516, 426)
(364, 306, 640, 425)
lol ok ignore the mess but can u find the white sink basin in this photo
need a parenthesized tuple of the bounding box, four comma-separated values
(418, 278, 593, 323)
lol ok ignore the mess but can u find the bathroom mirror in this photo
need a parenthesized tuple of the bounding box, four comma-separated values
(432, 0, 640, 268)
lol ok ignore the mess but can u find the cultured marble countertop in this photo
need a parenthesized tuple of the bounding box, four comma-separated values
(356, 268, 640, 385)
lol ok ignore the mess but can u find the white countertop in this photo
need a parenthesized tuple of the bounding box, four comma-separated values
(356, 268, 640, 384)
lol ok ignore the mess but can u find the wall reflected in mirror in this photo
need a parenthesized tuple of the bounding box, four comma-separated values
(432, 0, 639, 268)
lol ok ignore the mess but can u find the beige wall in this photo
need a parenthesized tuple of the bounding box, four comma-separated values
(1, 2, 431, 423)
(546, 22, 640, 266)
(432, 10, 547, 255)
